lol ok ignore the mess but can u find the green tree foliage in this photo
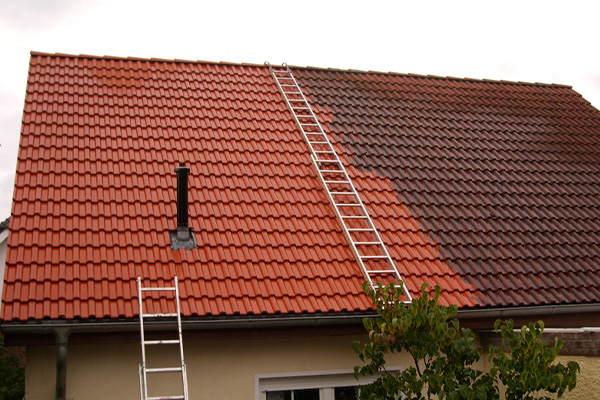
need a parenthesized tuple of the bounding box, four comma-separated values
(490, 320, 579, 400)
(0, 334, 25, 400)
(353, 281, 579, 400)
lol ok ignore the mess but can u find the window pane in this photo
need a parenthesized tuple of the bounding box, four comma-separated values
(294, 388, 319, 400)
(267, 391, 292, 400)
(335, 386, 359, 400)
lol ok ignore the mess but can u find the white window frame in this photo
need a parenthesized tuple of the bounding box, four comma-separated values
(256, 367, 402, 400)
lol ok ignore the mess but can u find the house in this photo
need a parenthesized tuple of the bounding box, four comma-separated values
(0, 217, 9, 312)
(2, 52, 600, 400)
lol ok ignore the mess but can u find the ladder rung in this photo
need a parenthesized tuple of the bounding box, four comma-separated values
(144, 340, 180, 345)
(331, 191, 355, 195)
(142, 313, 178, 318)
(347, 228, 375, 231)
(280, 84, 296, 87)
(353, 241, 382, 245)
(288, 99, 305, 102)
(292, 106, 310, 110)
(146, 367, 182, 373)
(301, 123, 320, 126)
(315, 150, 335, 154)
(324, 180, 350, 184)
(361, 255, 389, 259)
(148, 396, 185, 400)
(309, 141, 329, 145)
(367, 269, 397, 274)
(305, 132, 324, 135)
(315, 159, 340, 163)
(341, 215, 369, 219)
(320, 170, 344, 174)
(141, 287, 176, 292)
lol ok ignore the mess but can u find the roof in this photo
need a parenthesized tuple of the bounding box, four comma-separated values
(3, 52, 600, 323)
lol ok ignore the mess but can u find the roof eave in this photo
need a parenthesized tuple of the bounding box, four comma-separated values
(0, 311, 374, 338)
(457, 302, 600, 329)
(3, 302, 600, 342)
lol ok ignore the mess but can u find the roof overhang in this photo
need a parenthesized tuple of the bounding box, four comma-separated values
(457, 302, 600, 329)
(1, 312, 373, 346)
(3, 303, 600, 346)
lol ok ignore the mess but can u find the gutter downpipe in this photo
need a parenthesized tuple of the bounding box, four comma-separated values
(54, 327, 71, 400)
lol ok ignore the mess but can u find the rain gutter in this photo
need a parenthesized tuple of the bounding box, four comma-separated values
(1, 312, 376, 336)
(3, 303, 600, 337)
(456, 302, 600, 321)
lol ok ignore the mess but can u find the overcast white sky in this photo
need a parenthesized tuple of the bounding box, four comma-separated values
(1, 0, 600, 219)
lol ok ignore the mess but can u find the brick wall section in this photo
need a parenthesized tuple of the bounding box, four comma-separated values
(481, 330, 600, 357)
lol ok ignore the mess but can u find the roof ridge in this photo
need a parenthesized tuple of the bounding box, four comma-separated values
(29, 51, 267, 68)
(29, 52, 572, 89)
(287, 64, 573, 89)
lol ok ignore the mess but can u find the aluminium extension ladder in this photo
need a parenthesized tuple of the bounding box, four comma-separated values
(137, 276, 189, 400)
(268, 63, 411, 301)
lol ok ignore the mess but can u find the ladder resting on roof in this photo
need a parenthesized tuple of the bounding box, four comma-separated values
(138, 276, 189, 400)
(268, 63, 411, 301)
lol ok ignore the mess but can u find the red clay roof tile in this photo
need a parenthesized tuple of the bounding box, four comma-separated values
(3, 53, 600, 322)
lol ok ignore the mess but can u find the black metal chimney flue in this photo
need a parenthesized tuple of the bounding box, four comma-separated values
(175, 162, 191, 241)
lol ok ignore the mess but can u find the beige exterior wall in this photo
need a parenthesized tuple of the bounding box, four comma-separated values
(25, 332, 599, 400)
(25, 332, 414, 400)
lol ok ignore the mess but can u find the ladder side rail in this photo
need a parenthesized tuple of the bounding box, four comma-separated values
(310, 155, 375, 289)
(328, 172, 410, 296)
(139, 364, 144, 400)
(137, 276, 149, 400)
(138, 276, 190, 400)
(281, 63, 410, 299)
(173, 276, 189, 400)
(362, 212, 413, 300)
(268, 66, 340, 161)
(311, 155, 403, 294)
(312, 153, 399, 286)
(324, 164, 412, 300)
(270, 66, 378, 287)
(269, 64, 412, 301)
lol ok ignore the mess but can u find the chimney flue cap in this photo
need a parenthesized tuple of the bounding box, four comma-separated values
(175, 162, 190, 172)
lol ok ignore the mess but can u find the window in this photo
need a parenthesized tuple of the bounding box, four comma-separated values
(266, 389, 320, 400)
(256, 369, 398, 400)
(334, 386, 360, 400)
(265, 386, 358, 400)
